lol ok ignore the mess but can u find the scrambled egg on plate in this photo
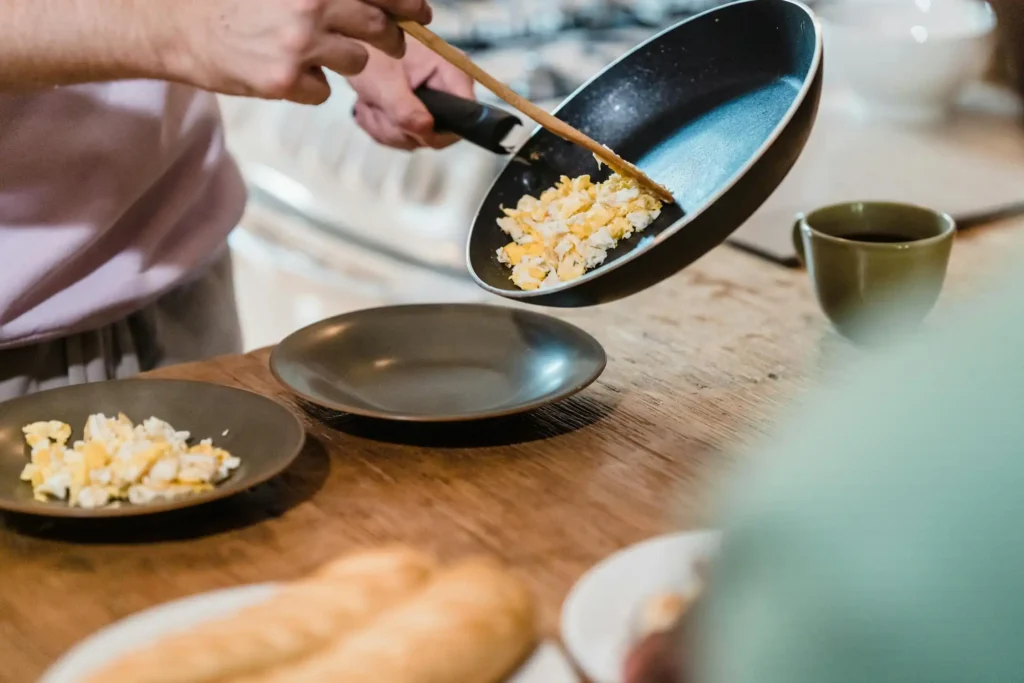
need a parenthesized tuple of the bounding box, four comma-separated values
(496, 172, 663, 291)
(20, 414, 240, 509)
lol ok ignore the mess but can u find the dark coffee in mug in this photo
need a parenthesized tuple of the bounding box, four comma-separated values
(793, 201, 956, 344)
(841, 232, 919, 244)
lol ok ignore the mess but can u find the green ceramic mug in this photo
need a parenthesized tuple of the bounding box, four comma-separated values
(793, 201, 956, 342)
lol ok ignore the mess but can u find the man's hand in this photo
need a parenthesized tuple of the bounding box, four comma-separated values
(347, 39, 475, 150)
(168, 0, 433, 104)
(0, 0, 433, 96)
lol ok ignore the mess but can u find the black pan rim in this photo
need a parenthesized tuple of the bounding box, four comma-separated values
(465, 0, 823, 301)
(0, 379, 307, 519)
(269, 303, 609, 423)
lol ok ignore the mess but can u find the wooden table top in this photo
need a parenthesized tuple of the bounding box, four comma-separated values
(1, 224, 1020, 683)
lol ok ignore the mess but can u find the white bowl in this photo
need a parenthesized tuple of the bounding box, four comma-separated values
(820, 0, 997, 122)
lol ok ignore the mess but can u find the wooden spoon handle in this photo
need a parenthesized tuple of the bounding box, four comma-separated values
(399, 21, 675, 204)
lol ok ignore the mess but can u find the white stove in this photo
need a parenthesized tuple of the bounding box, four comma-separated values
(220, 73, 506, 349)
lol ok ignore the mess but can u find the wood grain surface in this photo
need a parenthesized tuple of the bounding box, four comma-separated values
(1, 225, 1021, 683)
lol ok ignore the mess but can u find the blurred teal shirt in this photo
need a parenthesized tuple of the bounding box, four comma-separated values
(699, 272, 1024, 683)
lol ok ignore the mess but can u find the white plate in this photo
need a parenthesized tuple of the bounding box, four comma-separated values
(42, 584, 578, 683)
(561, 530, 722, 683)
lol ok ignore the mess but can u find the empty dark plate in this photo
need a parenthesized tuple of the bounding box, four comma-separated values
(0, 380, 305, 518)
(269, 304, 607, 422)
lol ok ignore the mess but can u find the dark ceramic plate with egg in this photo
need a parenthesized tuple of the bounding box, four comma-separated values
(0, 380, 305, 518)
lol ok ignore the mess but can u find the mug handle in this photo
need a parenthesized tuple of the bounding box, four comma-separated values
(792, 213, 807, 266)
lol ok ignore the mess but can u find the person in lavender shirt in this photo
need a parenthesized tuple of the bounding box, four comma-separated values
(0, 0, 473, 399)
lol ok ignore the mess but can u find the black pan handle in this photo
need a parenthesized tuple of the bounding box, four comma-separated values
(414, 86, 522, 154)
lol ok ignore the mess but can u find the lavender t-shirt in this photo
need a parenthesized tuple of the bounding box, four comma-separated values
(0, 80, 246, 349)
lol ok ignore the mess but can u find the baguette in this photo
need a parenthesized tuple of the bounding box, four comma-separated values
(244, 557, 536, 683)
(84, 547, 437, 683)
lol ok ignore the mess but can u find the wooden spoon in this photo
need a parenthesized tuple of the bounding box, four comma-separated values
(399, 21, 675, 204)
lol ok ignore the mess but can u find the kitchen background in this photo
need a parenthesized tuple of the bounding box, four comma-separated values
(220, 0, 740, 350)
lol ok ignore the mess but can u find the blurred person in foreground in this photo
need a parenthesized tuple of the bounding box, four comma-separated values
(627, 265, 1024, 683)
(0, 0, 472, 399)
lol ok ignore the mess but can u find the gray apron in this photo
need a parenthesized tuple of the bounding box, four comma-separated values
(0, 251, 242, 401)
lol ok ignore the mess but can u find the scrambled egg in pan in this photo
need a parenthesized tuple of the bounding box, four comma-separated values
(20, 414, 240, 509)
(496, 172, 663, 291)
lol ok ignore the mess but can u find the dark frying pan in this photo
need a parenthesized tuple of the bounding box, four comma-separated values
(415, 0, 823, 307)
